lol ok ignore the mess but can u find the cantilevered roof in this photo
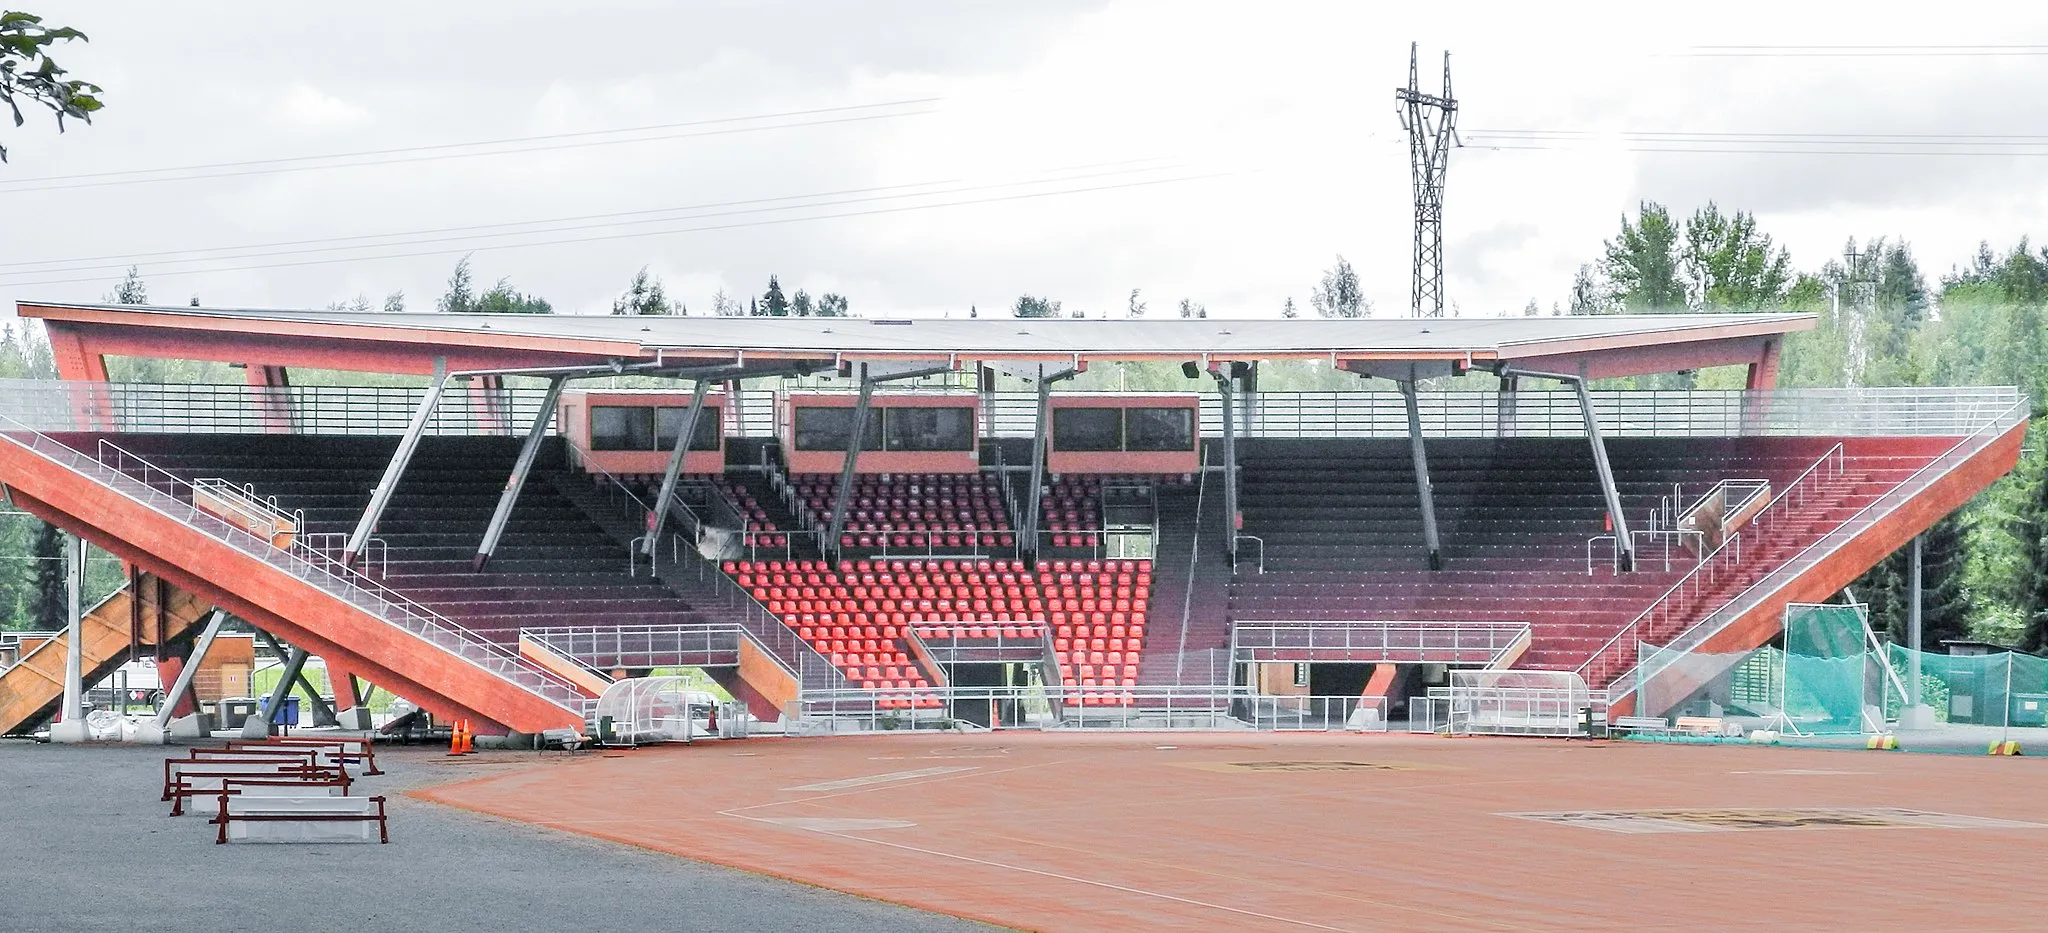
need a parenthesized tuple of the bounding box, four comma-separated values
(18, 301, 1812, 380)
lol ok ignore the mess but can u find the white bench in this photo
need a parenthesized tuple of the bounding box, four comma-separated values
(214, 795, 388, 844)
(1610, 716, 1670, 735)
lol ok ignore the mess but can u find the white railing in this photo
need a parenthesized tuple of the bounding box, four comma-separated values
(1575, 441, 1851, 688)
(519, 623, 747, 670)
(0, 380, 2017, 442)
(1231, 620, 1529, 666)
(1601, 394, 2031, 706)
(792, 683, 1392, 732)
(0, 423, 589, 710)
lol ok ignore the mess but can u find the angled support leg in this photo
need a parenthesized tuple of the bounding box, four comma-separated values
(826, 370, 876, 553)
(646, 378, 712, 557)
(1400, 380, 1443, 571)
(345, 366, 450, 567)
(475, 376, 568, 570)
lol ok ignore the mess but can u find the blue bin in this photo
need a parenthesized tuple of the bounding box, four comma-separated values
(258, 695, 303, 726)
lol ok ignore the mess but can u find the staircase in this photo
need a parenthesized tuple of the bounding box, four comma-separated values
(1221, 425, 2029, 714)
(1137, 467, 1232, 687)
(0, 575, 212, 734)
(0, 429, 588, 733)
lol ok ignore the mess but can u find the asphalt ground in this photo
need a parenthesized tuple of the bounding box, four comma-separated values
(0, 738, 1006, 933)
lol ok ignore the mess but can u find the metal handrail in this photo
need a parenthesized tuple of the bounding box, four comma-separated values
(16, 428, 588, 709)
(1230, 619, 1531, 666)
(1233, 534, 1265, 574)
(1573, 441, 1849, 685)
(1600, 396, 2030, 701)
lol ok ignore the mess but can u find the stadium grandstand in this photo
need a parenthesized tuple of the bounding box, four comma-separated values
(0, 300, 2027, 742)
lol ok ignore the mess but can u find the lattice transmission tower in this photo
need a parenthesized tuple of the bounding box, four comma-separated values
(1395, 42, 1459, 318)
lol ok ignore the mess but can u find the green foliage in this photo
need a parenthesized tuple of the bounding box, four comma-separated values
(814, 292, 849, 317)
(437, 256, 551, 314)
(710, 289, 744, 317)
(1600, 202, 1686, 312)
(0, 11, 103, 163)
(1177, 298, 1206, 319)
(1280, 296, 1297, 319)
(107, 266, 147, 304)
(1310, 256, 1366, 318)
(758, 275, 790, 317)
(29, 522, 62, 630)
(1127, 289, 1147, 319)
(1681, 202, 1791, 311)
(1012, 295, 1060, 318)
(611, 267, 683, 316)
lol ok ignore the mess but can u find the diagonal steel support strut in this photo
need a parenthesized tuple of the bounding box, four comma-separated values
(475, 376, 568, 571)
(645, 378, 714, 557)
(345, 365, 450, 567)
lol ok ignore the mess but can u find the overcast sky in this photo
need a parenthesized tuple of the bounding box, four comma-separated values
(4, 1, 2048, 322)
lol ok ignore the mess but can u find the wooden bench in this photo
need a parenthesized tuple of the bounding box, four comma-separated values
(215, 794, 388, 844)
(1674, 716, 1738, 737)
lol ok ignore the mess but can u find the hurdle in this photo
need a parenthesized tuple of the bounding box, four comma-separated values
(163, 750, 322, 801)
(224, 737, 382, 775)
(165, 762, 344, 815)
(214, 794, 389, 844)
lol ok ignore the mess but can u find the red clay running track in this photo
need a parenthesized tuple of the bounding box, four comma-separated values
(412, 732, 2048, 932)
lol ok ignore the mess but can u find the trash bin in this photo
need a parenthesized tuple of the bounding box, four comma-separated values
(2012, 693, 2048, 728)
(258, 695, 302, 727)
(217, 697, 260, 730)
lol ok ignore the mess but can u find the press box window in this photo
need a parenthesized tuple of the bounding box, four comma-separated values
(590, 406, 655, 451)
(1052, 408, 1123, 451)
(883, 406, 973, 452)
(655, 406, 722, 451)
(793, 406, 884, 451)
(1124, 407, 1195, 452)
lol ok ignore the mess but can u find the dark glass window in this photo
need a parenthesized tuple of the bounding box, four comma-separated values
(1053, 408, 1123, 451)
(883, 406, 973, 451)
(793, 406, 884, 451)
(655, 405, 722, 451)
(590, 406, 655, 451)
(1124, 407, 1195, 451)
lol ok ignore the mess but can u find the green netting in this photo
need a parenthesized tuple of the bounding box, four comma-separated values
(1780, 603, 1870, 735)
(1885, 645, 2048, 727)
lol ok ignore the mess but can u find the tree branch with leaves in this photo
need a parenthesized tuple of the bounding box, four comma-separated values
(0, 12, 103, 163)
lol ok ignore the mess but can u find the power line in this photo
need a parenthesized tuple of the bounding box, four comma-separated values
(1471, 129, 2048, 143)
(0, 161, 1188, 279)
(0, 170, 1238, 291)
(1674, 44, 2048, 57)
(1471, 142, 2048, 157)
(0, 99, 941, 194)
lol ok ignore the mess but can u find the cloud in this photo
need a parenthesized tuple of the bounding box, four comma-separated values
(274, 84, 370, 129)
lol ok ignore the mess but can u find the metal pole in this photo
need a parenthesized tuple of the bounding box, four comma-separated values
(475, 376, 567, 571)
(345, 367, 450, 566)
(1400, 380, 1443, 570)
(827, 367, 875, 551)
(1908, 535, 1923, 706)
(646, 378, 713, 557)
(155, 609, 227, 730)
(1571, 377, 1634, 571)
(1496, 374, 1518, 439)
(1025, 368, 1052, 545)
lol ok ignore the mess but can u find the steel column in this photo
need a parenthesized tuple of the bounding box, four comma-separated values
(1496, 374, 1518, 438)
(253, 630, 337, 727)
(1572, 378, 1634, 571)
(52, 533, 85, 740)
(243, 645, 309, 738)
(1400, 380, 1443, 570)
(345, 366, 451, 566)
(827, 370, 877, 551)
(646, 378, 713, 556)
(475, 376, 567, 571)
(1908, 534, 1923, 706)
(1211, 372, 1239, 560)
(154, 609, 227, 729)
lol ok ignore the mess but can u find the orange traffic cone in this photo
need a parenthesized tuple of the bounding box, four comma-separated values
(446, 719, 464, 756)
(461, 719, 478, 754)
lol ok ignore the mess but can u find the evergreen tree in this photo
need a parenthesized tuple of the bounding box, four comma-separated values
(1178, 298, 1206, 319)
(1680, 202, 1791, 310)
(760, 276, 790, 317)
(30, 523, 64, 630)
(1920, 514, 1971, 648)
(1567, 263, 1601, 315)
(790, 289, 814, 317)
(815, 293, 850, 317)
(1281, 297, 1298, 319)
(611, 267, 681, 315)
(1127, 289, 1147, 319)
(437, 257, 476, 313)
(382, 291, 406, 313)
